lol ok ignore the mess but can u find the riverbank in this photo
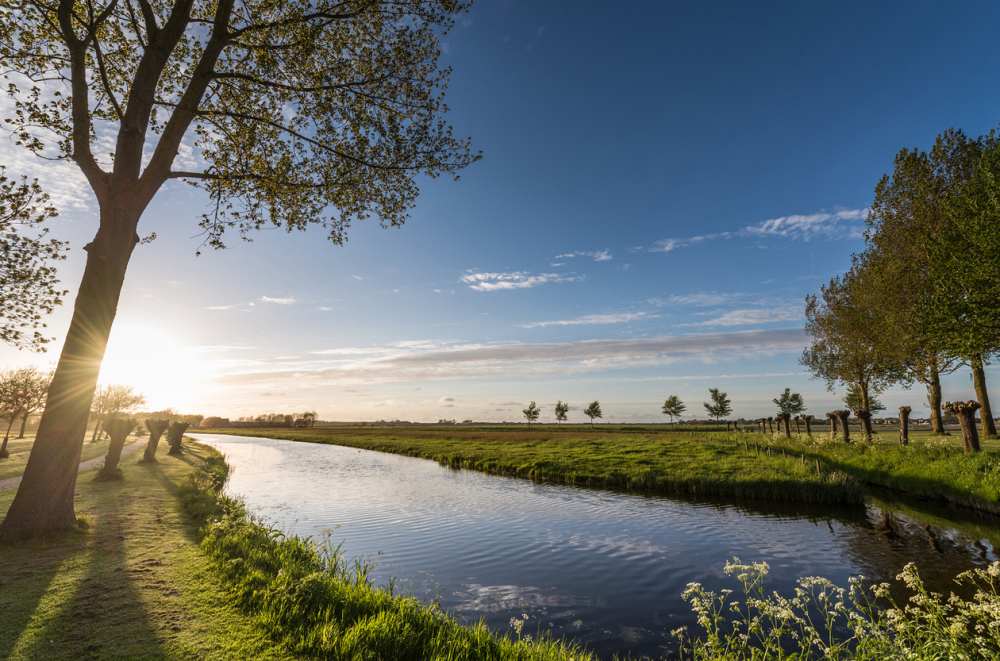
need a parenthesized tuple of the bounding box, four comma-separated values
(0, 439, 591, 660)
(203, 427, 863, 505)
(201, 426, 1000, 513)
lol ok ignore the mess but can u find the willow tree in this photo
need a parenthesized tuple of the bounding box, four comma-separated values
(801, 264, 903, 421)
(0, 0, 477, 539)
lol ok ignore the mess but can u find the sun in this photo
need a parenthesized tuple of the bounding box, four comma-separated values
(98, 322, 209, 412)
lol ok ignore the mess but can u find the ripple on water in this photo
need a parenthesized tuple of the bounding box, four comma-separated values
(192, 433, 991, 660)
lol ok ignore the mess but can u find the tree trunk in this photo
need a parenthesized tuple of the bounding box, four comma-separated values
(782, 414, 791, 438)
(18, 412, 30, 439)
(0, 213, 138, 541)
(804, 416, 812, 437)
(970, 355, 997, 438)
(0, 417, 15, 458)
(898, 406, 911, 446)
(166, 421, 190, 455)
(927, 362, 945, 435)
(836, 410, 851, 443)
(856, 409, 873, 442)
(948, 401, 981, 454)
(142, 419, 169, 462)
(827, 413, 838, 441)
(98, 417, 136, 479)
(767, 418, 774, 434)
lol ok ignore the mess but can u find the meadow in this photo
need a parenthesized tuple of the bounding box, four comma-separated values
(203, 423, 1000, 513)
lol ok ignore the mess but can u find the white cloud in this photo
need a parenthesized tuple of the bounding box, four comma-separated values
(260, 295, 296, 305)
(217, 329, 807, 386)
(684, 307, 803, 327)
(317, 306, 333, 311)
(519, 311, 656, 328)
(461, 271, 582, 292)
(650, 208, 868, 254)
(205, 304, 239, 311)
(555, 249, 612, 262)
(650, 292, 741, 307)
(351, 274, 364, 281)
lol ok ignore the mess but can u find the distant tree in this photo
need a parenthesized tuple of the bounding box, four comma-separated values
(0, 368, 51, 457)
(90, 385, 146, 442)
(16, 370, 50, 438)
(522, 401, 540, 427)
(661, 395, 686, 423)
(703, 388, 732, 422)
(584, 401, 603, 426)
(301, 411, 317, 427)
(772, 388, 805, 417)
(554, 401, 569, 423)
(0, 170, 67, 351)
(844, 384, 886, 415)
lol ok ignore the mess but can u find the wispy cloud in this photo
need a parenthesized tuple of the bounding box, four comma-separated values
(555, 249, 613, 262)
(649, 292, 744, 307)
(461, 271, 582, 292)
(684, 306, 803, 327)
(651, 208, 868, 254)
(260, 295, 296, 305)
(217, 329, 807, 386)
(519, 311, 656, 328)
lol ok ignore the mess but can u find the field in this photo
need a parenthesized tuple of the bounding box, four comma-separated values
(200, 423, 1000, 513)
(0, 433, 131, 482)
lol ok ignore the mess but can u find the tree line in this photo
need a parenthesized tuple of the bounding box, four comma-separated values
(801, 128, 1000, 453)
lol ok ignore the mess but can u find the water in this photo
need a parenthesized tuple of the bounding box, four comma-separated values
(192, 433, 997, 659)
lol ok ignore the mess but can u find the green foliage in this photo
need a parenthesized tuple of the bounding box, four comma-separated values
(583, 401, 602, 424)
(662, 395, 686, 422)
(703, 388, 732, 421)
(772, 388, 805, 417)
(553, 400, 569, 423)
(677, 557, 1000, 659)
(522, 401, 540, 425)
(844, 384, 886, 414)
(0, 170, 66, 350)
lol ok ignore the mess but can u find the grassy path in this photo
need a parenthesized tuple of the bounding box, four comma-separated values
(0, 443, 295, 660)
(0, 440, 142, 493)
(0, 434, 134, 482)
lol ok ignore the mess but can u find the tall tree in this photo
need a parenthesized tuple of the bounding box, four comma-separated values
(661, 395, 686, 423)
(1, 0, 478, 539)
(522, 401, 540, 427)
(554, 400, 569, 423)
(926, 130, 1000, 438)
(703, 388, 732, 422)
(843, 384, 886, 414)
(0, 170, 67, 350)
(864, 132, 978, 434)
(0, 368, 53, 457)
(801, 264, 904, 417)
(583, 401, 602, 426)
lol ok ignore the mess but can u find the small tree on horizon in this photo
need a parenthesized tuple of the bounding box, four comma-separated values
(522, 401, 540, 427)
(554, 400, 569, 423)
(584, 401, 603, 426)
(703, 388, 732, 422)
(844, 384, 886, 415)
(662, 395, 686, 423)
(773, 388, 806, 417)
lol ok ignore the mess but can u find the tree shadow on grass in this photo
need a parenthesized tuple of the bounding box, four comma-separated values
(5, 476, 165, 660)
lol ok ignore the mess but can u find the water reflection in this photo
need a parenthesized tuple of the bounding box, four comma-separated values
(192, 434, 995, 659)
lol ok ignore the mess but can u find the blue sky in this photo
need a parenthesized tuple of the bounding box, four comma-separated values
(3, 1, 999, 420)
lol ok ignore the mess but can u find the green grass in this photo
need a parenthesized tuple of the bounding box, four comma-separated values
(0, 443, 294, 660)
(201, 426, 864, 505)
(201, 424, 1000, 512)
(0, 432, 132, 481)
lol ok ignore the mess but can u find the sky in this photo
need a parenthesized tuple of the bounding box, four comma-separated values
(2, 1, 1000, 421)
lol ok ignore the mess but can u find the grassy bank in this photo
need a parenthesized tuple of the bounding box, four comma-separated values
(201, 427, 863, 505)
(201, 425, 1000, 512)
(1, 438, 591, 660)
(0, 443, 294, 659)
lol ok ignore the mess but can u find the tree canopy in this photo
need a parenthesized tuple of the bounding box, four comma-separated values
(0, 170, 66, 350)
(703, 388, 732, 421)
(661, 395, 685, 422)
(772, 388, 805, 417)
(583, 401, 602, 424)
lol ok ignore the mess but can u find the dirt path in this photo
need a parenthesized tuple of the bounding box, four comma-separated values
(0, 441, 143, 493)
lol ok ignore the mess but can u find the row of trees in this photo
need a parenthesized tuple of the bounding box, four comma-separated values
(518, 390, 735, 425)
(802, 128, 1000, 443)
